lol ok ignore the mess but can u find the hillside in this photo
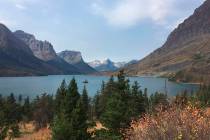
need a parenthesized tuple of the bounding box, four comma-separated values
(0, 23, 62, 76)
(124, 0, 210, 82)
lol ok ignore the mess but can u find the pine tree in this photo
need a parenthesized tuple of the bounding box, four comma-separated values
(52, 79, 89, 140)
(22, 96, 31, 122)
(101, 81, 105, 93)
(55, 80, 67, 115)
(3, 94, 21, 138)
(82, 85, 89, 117)
(101, 92, 127, 132)
(18, 94, 22, 104)
(117, 70, 130, 92)
(52, 115, 72, 140)
(0, 94, 3, 107)
(94, 91, 100, 119)
(69, 99, 90, 140)
(0, 94, 8, 140)
(65, 78, 80, 118)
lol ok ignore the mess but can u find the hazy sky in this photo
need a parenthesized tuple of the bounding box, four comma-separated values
(0, 0, 205, 62)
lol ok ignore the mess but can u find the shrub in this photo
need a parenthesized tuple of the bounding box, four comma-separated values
(125, 105, 210, 140)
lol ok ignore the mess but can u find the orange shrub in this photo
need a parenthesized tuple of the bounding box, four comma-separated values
(125, 106, 210, 140)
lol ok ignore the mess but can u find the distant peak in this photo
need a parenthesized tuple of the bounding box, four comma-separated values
(62, 50, 81, 54)
(58, 50, 83, 64)
(14, 30, 25, 33)
(0, 23, 11, 33)
(0, 23, 7, 28)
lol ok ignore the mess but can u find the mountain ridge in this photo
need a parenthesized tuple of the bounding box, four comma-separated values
(123, 0, 210, 82)
(0, 23, 62, 76)
(14, 30, 81, 74)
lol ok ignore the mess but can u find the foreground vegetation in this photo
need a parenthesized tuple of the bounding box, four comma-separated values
(0, 70, 210, 140)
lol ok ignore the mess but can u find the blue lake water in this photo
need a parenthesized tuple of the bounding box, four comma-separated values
(0, 75, 199, 98)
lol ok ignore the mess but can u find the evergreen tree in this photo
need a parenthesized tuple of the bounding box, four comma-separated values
(97, 76, 116, 119)
(117, 70, 130, 92)
(52, 115, 72, 140)
(18, 94, 22, 104)
(101, 81, 105, 93)
(94, 91, 100, 119)
(65, 78, 80, 118)
(0, 94, 3, 107)
(69, 99, 90, 140)
(82, 85, 89, 117)
(101, 92, 127, 131)
(52, 79, 89, 140)
(128, 81, 146, 118)
(0, 95, 8, 140)
(55, 80, 67, 115)
(22, 96, 31, 122)
(2, 94, 21, 138)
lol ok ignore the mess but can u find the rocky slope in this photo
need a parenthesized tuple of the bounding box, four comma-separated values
(58, 50, 96, 74)
(124, 0, 210, 82)
(14, 31, 80, 75)
(14, 30, 57, 61)
(0, 23, 62, 76)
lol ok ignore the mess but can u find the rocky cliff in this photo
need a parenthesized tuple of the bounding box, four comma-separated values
(14, 30, 57, 61)
(58, 50, 96, 74)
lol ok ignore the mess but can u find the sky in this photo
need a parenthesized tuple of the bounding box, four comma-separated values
(0, 0, 205, 62)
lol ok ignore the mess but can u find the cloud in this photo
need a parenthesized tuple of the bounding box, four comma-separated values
(91, 0, 176, 27)
(7, 0, 45, 10)
(15, 4, 26, 10)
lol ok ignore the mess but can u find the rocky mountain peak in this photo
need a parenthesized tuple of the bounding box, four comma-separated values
(162, 0, 210, 50)
(14, 30, 57, 61)
(58, 50, 84, 64)
(0, 24, 33, 54)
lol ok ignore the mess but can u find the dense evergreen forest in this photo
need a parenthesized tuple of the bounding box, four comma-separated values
(0, 70, 210, 140)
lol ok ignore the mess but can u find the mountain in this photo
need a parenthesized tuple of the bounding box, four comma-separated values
(0, 23, 62, 76)
(88, 59, 118, 72)
(123, 0, 210, 82)
(58, 50, 96, 74)
(14, 30, 80, 74)
(88, 59, 137, 72)
(13, 30, 57, 61)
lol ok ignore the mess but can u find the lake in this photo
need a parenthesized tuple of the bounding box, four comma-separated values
(0, 75, 199, 98)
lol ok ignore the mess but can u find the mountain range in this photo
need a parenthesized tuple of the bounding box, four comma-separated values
(1, 0, 210, 81)
(88, 59, 138, 72)
(123, 0, 210, 82)
(0, 24, 96, 76)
